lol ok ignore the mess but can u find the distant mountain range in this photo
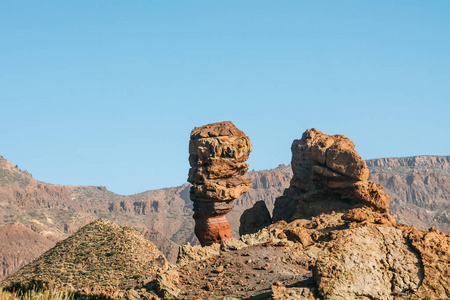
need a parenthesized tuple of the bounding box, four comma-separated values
(1, 154, 449, 279)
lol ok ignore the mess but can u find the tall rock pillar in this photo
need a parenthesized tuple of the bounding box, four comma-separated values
(188, 121, 252, 246)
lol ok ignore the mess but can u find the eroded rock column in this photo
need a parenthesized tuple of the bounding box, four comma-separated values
(188, 121, 252, 246)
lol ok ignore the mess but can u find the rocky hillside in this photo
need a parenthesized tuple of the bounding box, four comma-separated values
(367, 156, 450, 234)
(0, 156, 291, 279)
(0, 224, 57, 279)
(2, 219, 168, 299)
(0, 154, 449, 280)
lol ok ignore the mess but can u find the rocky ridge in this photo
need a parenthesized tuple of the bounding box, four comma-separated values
(367, 156, 450, 234)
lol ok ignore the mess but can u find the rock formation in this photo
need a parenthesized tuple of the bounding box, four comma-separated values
(239, 200, 272, 236)
(234, 128, 450, 299)
(188, 121, 252, 246)
(273, 128, 395, 226)
(3, 129, 450, 300)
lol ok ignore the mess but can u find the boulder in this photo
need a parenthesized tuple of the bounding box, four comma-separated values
(239, 200, 272, 236)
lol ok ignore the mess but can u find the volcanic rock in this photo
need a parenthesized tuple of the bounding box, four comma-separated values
(239, 200, 272, 236)
(314, 226, 421, 299)
(399, 225, 450, 298)
(188, 121, 252, 246)
(272, 128, 393, 226)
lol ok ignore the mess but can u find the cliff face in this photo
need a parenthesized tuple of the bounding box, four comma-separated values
(367, 156, 450, 234)
(0, 224, 57, 279)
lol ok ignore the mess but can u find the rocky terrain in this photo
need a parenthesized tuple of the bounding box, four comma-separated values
(0, 156, 291, 279)
(0, 145, 449, 280)
(2, 219, 168, 299)
(2, 128, 448, 300)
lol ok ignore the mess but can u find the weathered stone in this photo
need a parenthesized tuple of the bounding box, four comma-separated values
(177, 238, 247, 265)
(314, 226, 422, 300)
(272, 285, 317, 300)
(155, 268, 180, 299)
(188, 121, 252, 246)
(399, 225, 450, 299)
(273, 128, 392, 225)
(239, 200, 272, 236)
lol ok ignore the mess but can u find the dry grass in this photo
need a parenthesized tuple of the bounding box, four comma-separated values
(0, 288, 72, 300)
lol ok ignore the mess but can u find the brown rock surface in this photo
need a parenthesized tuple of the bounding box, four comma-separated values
(239, 200, 272, 236)
(273, 128, 393, 226)
(367, 156, 450, 234)
(0, 224, 58, 279)
(314, 226, 422, 300)
(188, 121, 252, 246)
(400, 225, 450, 299)
(173, 208, 449, 299)
(2, 134, 449, 300)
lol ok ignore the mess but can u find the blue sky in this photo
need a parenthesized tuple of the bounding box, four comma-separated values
(1, 1, 449, 195)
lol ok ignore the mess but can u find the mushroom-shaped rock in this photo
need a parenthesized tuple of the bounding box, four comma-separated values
(188, 121, 252, 246)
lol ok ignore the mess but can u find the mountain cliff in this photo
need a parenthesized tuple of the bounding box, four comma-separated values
(367, 156, 450, 234)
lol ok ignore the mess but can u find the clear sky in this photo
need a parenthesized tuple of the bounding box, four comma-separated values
(1, 1, 449, 195)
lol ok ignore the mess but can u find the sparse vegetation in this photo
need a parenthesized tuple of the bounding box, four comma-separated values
(0, 288, 72, 300)
(2, 219, 167, 299)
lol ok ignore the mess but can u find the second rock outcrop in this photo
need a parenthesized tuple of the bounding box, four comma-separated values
(272, 128, 394, 226)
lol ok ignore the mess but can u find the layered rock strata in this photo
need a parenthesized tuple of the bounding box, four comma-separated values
(188, 121, 252, 246)
(273, 128, 394, 226)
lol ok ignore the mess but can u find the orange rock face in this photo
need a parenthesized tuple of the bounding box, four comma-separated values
(188, 121, 252, 246)
(273, 128, 392, 225)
